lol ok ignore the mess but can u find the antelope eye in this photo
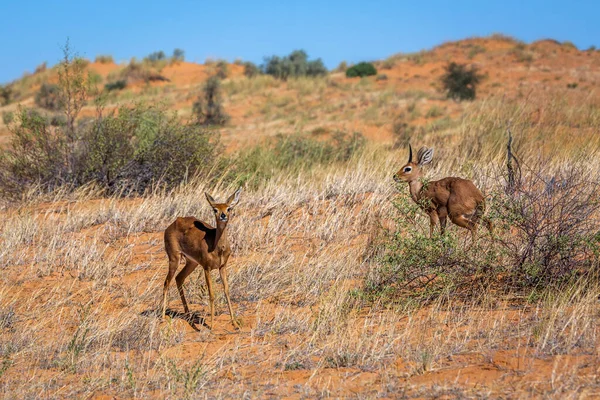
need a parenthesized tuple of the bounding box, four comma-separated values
(404, 166, 412, 173)
(227, 207, 231, 212)
(213, 208, 218, 213)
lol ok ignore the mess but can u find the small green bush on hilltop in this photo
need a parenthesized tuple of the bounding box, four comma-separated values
(346, 62, 377, 78)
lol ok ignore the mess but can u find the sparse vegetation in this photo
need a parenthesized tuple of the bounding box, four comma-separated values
(111, 59, 169, 84)
(145, 50, 166, 63)
(335, 60, 348, 72)
(0, 44, 219, 198)
(94, 55, 114, 63)
(467, 44, 486, 59)
(0, 102, 219, 197)
(262, 50, 327, 80)
(104, 79, 126, 91)
(511, 44, 534, 63)
(88, 71, 103, 87)
(381, 58, 395, 69)
(441, 62, 481, 101)
(34, 62, 47, 74)
(172, 48, 185, 62)
(192, 76, 230, 126)
(224, 131, 365, 187)
(346, 62, 377, 78)
(0, 85, 12, 105)
(1, 35, 599, 399)
(243, 61, 260, 78)
(215, 60, 228, 79)
(34, 83, 62, 110)
(2, 111, 14, 125)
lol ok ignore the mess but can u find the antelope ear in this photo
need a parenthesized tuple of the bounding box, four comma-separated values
(417, 147, 434, 166)
(205, 193, 217, 207)
(226, 187, 242, 208)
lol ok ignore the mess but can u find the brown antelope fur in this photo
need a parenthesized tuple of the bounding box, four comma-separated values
(162, 188, 242, 330)
(393, 145, 492, 240)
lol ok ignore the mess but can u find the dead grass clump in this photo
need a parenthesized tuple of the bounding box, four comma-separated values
(528, 279, 599, 355)
(95, 55, 114, 64)
(109, 316, 167, 351)
(491, 158, 600, 289)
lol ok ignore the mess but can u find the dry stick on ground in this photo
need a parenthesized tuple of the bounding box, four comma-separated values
(506, 125, 522, 195)
(162, 188, 242, 330)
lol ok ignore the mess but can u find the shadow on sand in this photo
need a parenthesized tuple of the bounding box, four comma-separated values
(140, 309, 210, 331)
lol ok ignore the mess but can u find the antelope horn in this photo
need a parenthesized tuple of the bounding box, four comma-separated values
(408, 143, 413, 163)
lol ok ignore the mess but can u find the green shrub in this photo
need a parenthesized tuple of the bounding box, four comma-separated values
(104, 80, 127, 91)
(50, 115, 67, 127)
(262, 50, 327, 80)
(376, 74, 388, 81)
(2, 111, 14, 125)
(441, 62, 481, 101)
(0, 85, 11, 106)
(0, 43, 224, 199)
(75, 104, 218, 193)
(95, 55, 114, 64)
(116, 120, 217, 193)
(345, 62, 377, 78)
(34, 62, 47, 74)
(118, 61, 168, 83)
(172, 48, 185, 62)
(88, 72, 103, 87)
(307, 59, 327, 76)
(243, 61, 261, 78)
(192, 76, 229, 126)
(0, 109, 68, 195)
(215, 60, 229, 79)
(145, 51, 166, 62)
(35, 83, 62, 110)
(0, 103, 222, 198)
(362, 193, 502, 303)
(224, 131, 365, 188)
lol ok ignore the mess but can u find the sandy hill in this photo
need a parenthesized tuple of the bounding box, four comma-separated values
(1, 35, 598, 150)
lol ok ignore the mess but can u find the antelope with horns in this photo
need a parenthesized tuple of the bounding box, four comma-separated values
(393, 145, 492, 240)
(162, 188, 242, 330)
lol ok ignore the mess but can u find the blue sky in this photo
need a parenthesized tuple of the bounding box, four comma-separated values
(1, 0, 597, 84)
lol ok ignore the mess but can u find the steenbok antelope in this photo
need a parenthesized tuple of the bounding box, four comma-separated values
(162, 188, 242, 330)
(393, 145, 492, 240)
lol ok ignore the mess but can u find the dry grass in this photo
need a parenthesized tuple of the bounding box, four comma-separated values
(1, 80, 600, 399)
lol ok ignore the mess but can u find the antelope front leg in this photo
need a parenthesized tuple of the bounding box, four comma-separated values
(219, 265, 240, 330)
(203, 268, 215, 330)
(428, 211, 440, 238)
